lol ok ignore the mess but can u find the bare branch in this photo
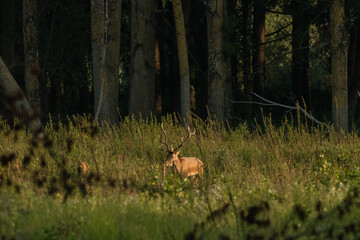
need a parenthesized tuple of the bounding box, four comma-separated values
(265, 22, 292, 38)
(265, 9, 291, 15)
(261, 33, 291, 45)
(226, 93, 331, 131)
(225, 98, 276, 107)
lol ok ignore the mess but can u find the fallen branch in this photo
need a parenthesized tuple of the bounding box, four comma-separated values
(226, 92, 331, 131)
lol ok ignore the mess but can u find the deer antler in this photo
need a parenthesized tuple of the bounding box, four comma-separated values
(173, 126, 196, 152)
(160, 123, 173, 152)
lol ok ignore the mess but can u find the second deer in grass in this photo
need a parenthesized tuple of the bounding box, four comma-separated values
(161, 123, 204, 178)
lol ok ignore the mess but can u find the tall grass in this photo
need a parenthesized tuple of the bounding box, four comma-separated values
(1, 114, 360, 239)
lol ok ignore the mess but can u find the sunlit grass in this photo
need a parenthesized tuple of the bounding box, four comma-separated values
(1, 114, 360, 239)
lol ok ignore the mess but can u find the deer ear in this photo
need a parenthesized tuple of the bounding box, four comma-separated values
(175, 150, 181, 155)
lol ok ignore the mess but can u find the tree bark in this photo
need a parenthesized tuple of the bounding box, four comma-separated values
(291, 3, 311, 107)
(330, 0, 348, 132)
(207, 0, 231, 121)
(155, 0, 162, 114)
(172, 0, 190, 121)
(105, 0, 121, 122)
(23, 0, 41, 111)
(91, 0, 107, 121)
(1, 0, 16, 71)
(348, 21, 360, 124)
(155, 39, 162, 113)
(91, 0, 121, 123)
(129, 0, 156, 119)
(182, 0, 196, 113)
(252, 0, 265, 96)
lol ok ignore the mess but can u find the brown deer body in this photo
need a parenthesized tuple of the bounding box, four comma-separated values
(161, 123, 204, 178)
(164, 151, 204, 177)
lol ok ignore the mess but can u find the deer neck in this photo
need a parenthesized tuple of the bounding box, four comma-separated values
(173, 157, 182, 172)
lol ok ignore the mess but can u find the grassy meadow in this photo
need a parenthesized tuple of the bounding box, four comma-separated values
(1, 114, 360, 239)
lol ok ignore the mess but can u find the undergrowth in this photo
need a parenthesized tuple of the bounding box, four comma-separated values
(1, 114, 360, 239)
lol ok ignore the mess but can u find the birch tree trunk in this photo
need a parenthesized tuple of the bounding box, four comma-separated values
(330, 0, 348, 132)
(91, 0, 121, 123)
(172, 0, 190, 121)
(129, 0, 156, 119)
(207, 0, 231, 121)
(23, 0, 41, 111)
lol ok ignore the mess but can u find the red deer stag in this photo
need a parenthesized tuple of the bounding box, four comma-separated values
(161, 123, 204, 178)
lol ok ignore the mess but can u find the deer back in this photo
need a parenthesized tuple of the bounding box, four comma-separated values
(176, 156, 204, 177)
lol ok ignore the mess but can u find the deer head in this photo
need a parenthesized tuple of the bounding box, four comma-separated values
(164, 150, 180, 166)
(161, 123, 204, 178)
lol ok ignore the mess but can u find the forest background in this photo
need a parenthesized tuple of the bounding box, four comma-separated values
(1, 0, 359, 130)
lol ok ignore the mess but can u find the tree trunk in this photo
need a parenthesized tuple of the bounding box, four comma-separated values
(91, 0, 106, 121)
(252, 0, 265, 96)
(182, 0, 196, 113)
(155, 0, 162, 114)
(242, 0, 253, 120)
(91, 0, 121, 123)
(0, 57, 42, 133)
(330, 0, 348, 132)
(23, 0, 41, 111)
(105, 0, 121, 122)
(1, 0, 16, 71)
(291, 5, 311, 107)
(155, 39, 162, 113)
(172, 0, 190, 121)
(129, 0, 156, 119)
(348, 21, 360, 124)
(207, 0, 231, 121)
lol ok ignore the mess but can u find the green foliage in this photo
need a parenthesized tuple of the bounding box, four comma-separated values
(1, 116, 360, 239)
